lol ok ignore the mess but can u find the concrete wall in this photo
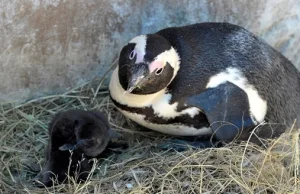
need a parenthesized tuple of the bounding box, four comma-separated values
(1, 0, 299, 104)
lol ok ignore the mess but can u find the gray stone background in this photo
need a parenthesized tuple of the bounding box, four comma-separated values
(0, 0, 299, 104)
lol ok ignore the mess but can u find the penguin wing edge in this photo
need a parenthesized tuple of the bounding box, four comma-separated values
(185, 82, 256, 142)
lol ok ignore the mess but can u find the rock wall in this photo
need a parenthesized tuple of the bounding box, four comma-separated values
(0, 0, 299, 103)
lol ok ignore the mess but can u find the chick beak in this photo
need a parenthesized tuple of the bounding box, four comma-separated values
(73, 139, 89, 150)
(126, 63, 149, 93)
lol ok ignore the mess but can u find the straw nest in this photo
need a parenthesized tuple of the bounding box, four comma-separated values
(0, 62, 299, 194)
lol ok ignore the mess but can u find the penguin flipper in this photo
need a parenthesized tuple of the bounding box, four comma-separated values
(185, 82, 256, 142)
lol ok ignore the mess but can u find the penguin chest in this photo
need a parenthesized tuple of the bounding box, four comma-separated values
(109, 69, 212, 136)
(113, 93, 212, 136)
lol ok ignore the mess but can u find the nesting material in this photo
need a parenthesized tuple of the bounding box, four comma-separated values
(0, 64, 299, 194)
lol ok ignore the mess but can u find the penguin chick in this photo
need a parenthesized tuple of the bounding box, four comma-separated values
(34, 109, 119, 187)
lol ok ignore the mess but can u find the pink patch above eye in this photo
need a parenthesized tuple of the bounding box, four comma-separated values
(149, 61, 164, 73)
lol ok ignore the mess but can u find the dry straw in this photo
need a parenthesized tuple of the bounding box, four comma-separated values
(0, 61, 299, 194)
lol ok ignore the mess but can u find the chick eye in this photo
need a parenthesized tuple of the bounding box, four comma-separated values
(155, 68, 164, 75)
(129, 50, 136, 60)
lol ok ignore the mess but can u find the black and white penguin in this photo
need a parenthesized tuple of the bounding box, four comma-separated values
(109, 22, 300, 144)
(34, 109, 119, 187)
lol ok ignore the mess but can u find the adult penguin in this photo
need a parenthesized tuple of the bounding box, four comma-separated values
(109, 22, 300, 145)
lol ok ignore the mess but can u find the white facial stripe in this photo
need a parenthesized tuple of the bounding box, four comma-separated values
(129, 35, 147, 64)
(154, 47, 180, 76)
(118, 109, 212, 136)
(206, 67, 267, 123)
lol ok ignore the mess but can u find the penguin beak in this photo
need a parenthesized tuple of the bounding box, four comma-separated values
(73, 139, 89, 150)
(126, 63, 149, 93)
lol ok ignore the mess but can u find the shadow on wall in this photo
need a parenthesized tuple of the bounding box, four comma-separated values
(0, 0, 299, 104)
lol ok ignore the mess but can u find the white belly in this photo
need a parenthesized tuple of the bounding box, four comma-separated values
(119, 109, 212, 136)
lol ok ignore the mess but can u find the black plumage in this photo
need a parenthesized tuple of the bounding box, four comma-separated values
(110, 22, 300, 144)
(34, 109, 117, 187)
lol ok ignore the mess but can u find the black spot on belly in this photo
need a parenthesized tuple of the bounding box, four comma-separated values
(110, 97, 209, 129)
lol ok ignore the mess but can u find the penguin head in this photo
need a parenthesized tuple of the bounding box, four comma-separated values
(72, 118, 110, 157)
(58, 111, 120, 158)
(118, 34, 180, 94)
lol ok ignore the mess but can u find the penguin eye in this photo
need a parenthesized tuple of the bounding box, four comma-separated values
(155, 68, 164, 75)
(129, 50, 136, 60)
